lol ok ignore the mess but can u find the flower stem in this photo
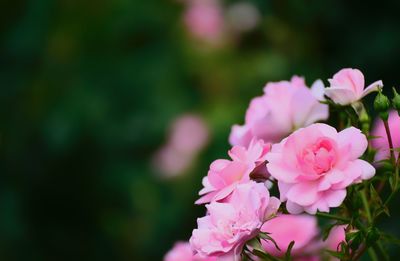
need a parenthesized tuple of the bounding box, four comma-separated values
(383, 120, 396, 166)
(315, 212, 350, 223)
(360, 189, 372, 223)
(367, 247, 379, 261)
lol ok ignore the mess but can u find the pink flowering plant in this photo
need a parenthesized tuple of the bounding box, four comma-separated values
(164, 68, 400, 260)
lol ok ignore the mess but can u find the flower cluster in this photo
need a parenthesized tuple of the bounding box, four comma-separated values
(164, 68, 400, 260)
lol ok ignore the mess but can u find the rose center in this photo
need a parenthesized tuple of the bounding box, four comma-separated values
(301, 138, 337, 175)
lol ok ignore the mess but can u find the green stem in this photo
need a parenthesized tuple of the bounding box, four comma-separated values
(360, 189, 372, 223)
(315, 212, 350, 223)
(367, 247, 379, 261)
(375, 241, 389, 261)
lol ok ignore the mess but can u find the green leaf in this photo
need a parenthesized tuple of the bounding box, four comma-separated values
(346, 230, 362, 250)
(325, 250, 345, 259)
(367, 135, 384, 140)
(366, 227, 380, 246)
(259, 232, 281, 251)
(284, 241, 295, 261)
(251, 249, 280, 261)
(369, 184, 389, 218)
(381, 232, 400, 246)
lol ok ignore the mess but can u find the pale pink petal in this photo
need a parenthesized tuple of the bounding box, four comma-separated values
(277, 182, 291, 202)
(287, 182, 319, 205)
(337, 127, 368, 159)
(267, 163, 298, 183)
(264, 197, 281, 219)
(286, 200, 304, 214)
(361, 80, 383, 98)
(315, 123, 338, 139)
(323, 189, 346, 207)
(229, 124, 253, 147)
(199, 177, 215, 195)
(354, 159, 375, 180)
(195, 191, 217, 205)
(207, 202, 236, 223)
(324, 87, 358, 105)
(310, 79, 325, 100)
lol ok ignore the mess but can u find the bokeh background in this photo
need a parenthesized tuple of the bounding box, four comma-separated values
(1, 0, 400, 260)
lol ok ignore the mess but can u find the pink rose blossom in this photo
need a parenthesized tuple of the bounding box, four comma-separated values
(371, 110, 400, 162)
(190, 181, 280, 260)
(266, 123, 375, 214)
(164, 241, 216, 261)
(229, 76, 328, 146)
(183, 0, 224, 43)
(196, 140, 270, 204)
(169, 115, 210, 154)
(260, 214, 320, 260)
(325, 68, 383, 105)
(153, 114, 209, 178)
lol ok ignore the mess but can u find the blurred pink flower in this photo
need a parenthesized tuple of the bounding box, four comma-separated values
(325, 68, 383, 105)
(164, 241, 216, 261)
(153, 114, 209, 178)
(153, 146, 193, 177)
(190, 181, 280, 260)
(229, 76, 328, 147)
(371, 110, 400, 162)
(169, 114, 210, 154)
(195, 139, 270, 204)
(260, 214, 320, 260)
(267, 123, 375, 214)
(183, 0, 224, 43)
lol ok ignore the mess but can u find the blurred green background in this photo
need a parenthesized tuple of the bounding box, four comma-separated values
(1, 0, 400, 260)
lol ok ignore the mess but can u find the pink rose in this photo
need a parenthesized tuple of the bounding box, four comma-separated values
(229, 76, 328, 146)
(169, 114, 209, 155)
(260, 214, 320, 259)
(153, 114, 209, 178)
(183, 0, 224, 43)
(266, 123, 375, 214)
(325, 68, 383, 105)
(190, 181, 280, 260)
(371, 110, 400, 162)
(164, 241, 216, 261)
(196, 140, 270, 204)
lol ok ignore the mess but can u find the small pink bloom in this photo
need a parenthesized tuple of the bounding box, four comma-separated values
(266, 123, 375, 214)
(153, 114, 209, 178)
(261, 214, 320, 259)
(183, 0, 224, 43)
(371, 110, 400, 162)
(164, 241, 216, 261)
(229, 76, 328, 146)
(153, 146, 194, 177)
(324, 225, 346, 252)
(190, 181, 280, 260)
(196, 140, 270, 204)
(169, 115, 210, 154)
(325, 68, 383, 105)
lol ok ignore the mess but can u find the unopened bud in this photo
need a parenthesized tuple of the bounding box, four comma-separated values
(392, 87, 400, 115)
(366, 227, 380, 246)
(374, 91, 390, 120)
